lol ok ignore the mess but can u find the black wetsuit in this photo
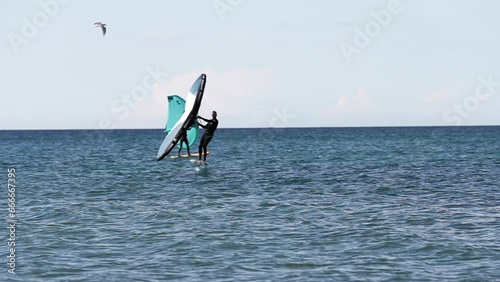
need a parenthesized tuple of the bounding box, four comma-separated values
(198, 117, 218, 161)
(178, 131, 190, 156)
(178, 121, 196, 156)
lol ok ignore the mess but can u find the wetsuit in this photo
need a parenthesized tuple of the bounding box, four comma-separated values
(178, 131, 190, 156)
(178, 121, 196, 156)
(198, 117, 218, 161)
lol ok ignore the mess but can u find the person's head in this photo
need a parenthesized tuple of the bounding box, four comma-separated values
(212, 111, 217, 119)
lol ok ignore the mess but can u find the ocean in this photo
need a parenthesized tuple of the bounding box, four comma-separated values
(0, 127, 499, 281)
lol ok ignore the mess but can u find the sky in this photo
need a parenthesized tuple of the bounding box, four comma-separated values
(1, 0, 499, 129)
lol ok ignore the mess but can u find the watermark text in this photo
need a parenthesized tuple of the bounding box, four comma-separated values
(213, 0, 244, 21)
(340, 0, 403, 63)
(442, 74, 499, 125)
(8, 0, 71, 53)
(7, 168, 16, 274)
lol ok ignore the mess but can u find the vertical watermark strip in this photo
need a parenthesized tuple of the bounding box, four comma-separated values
(7, 168, 17, 275)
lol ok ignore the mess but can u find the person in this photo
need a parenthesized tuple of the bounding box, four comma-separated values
(178, 130, 190, 156)
(197, 111, 218, 161)
(178, 120, 197, 156)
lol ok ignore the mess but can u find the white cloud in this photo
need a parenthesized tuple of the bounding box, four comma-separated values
(123, 68, 275, 128)
(334, 87, 371, 114)
(316, 87, 382, 126)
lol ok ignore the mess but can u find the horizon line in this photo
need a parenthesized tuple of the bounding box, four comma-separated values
(1, 124, 500, 131)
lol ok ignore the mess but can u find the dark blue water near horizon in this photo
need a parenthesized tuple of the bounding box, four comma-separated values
(0, 126, 499, 281)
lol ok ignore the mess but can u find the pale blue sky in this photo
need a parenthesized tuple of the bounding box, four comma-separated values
(1, 0, 499, 129)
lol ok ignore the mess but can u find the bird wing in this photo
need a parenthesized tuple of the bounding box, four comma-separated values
(102, 26, 106, 36)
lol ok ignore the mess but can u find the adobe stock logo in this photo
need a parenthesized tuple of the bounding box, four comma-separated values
(340, 0, 403, 64)
(101, 65, 169, 129)
(442, 74, 499, 126)
(7, 0, 71, 54)
(213, 0, 243, 21)
(270, 106, 294, 128)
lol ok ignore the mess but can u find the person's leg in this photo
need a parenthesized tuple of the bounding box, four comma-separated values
(183, 135, 190, 155)
(202, 136, 212, 161)
(179, 136, 186, 156)
(198, 135, 205, 160)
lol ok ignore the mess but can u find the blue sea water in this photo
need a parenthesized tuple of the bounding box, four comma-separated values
(0, 127, 499, 281)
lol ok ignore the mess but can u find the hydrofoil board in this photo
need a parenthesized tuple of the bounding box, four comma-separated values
(170, 151, 210, 159)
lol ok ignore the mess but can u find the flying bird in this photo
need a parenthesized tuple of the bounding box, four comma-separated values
(94, 22, 107, 36)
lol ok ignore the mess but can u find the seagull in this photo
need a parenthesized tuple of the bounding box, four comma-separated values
(94, 22, 107, 36)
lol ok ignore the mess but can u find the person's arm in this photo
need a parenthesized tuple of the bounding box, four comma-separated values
(197, 116, 210, 122)
(198, 119, 207, 128)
